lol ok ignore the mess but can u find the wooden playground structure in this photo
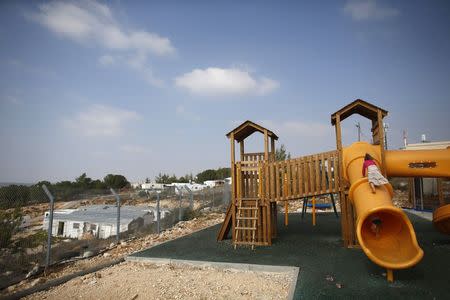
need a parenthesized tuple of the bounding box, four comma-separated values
(217, 99, 390, 248)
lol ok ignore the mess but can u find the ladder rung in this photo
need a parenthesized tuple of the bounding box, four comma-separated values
(237, 217, 258, 220)
(235, 226, 257, 230)
(234, 241, 257, 246)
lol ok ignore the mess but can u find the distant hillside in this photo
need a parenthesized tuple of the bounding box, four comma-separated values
(0, 182, 34, 187)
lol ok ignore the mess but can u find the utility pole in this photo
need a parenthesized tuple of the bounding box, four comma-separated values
(383, 123, 389, 150)
(355, 122, 361, 141)
(403, 130, 407, 148)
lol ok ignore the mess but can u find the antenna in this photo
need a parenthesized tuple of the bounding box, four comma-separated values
(355, 122, 361, 141)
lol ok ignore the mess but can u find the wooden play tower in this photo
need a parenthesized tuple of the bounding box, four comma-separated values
(217, 99, 389, 249)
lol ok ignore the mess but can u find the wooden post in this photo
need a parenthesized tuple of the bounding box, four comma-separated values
(264, 130, 269, 161)
(271, 137, 275, 162)
(377, 109, 387, 175)
(312, 196, 316, 226)
(284, 201, 289, 226)
(335, 114, 349, 247)
(240, 140, 245, 162)
(230, 133, 236, 242)
(387, 269, 394, 282)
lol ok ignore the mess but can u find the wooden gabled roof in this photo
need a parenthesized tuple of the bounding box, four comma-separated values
(226, 120, 278, 142)
(331, 99, 388, 125)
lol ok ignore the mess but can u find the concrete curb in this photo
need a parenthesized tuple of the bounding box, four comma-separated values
(126, 256, 299, 300)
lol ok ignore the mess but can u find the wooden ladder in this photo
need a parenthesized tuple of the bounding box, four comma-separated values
(234, 197, 259, 250)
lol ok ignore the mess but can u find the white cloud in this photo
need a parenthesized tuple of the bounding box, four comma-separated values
(29, 0, 175, 86)
(64, 104, 141, 137)
(343, 0, 399, 21)
(175, 67, 279, 97)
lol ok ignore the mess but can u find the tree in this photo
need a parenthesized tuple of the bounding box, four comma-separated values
(103, 174, 129, 189)
(275, 144, 291, 161)
(75, 173, 92, 188)
(155, 173, 171, 184)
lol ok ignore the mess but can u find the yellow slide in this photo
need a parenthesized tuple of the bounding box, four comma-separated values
(343, 142, 450, 271)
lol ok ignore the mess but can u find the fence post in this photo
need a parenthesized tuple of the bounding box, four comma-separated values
(42, 185, 54, 269)
(110, 188, 121, 243)
(179, 190, 182, 221)
(156, 191, 161, 234)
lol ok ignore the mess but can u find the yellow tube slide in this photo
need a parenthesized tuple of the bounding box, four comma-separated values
(386, 148, 450, 235)
(385, 148, 450, 178)
(343, 142, 424, 270)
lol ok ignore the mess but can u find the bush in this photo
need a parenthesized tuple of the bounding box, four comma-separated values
(0, 208, 22, 248)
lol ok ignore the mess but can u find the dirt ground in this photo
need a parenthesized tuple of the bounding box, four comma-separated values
(26, 261, 293, 300)
(2, 213, 225, 297)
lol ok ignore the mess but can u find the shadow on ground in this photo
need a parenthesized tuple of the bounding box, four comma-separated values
(130, 212, 450, 299)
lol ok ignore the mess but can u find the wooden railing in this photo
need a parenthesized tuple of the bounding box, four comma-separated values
(242, 152, 265, 162)
(234, 150, 341, 202)
(260, 150, 341, 201)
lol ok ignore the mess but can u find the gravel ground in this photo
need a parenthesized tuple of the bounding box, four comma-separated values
(2, 213, 225, 297)
(26, 261, 293, 300)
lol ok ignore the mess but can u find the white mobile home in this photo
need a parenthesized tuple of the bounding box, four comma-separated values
(43, 205, 153, 239)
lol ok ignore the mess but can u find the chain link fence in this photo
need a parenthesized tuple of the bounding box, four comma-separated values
(0, 183, 230, 290)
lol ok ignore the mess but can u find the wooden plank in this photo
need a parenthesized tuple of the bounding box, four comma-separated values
(335, 114, 349, 248)
(333, 154, 339, 193)
(265, 162, 270, 201)
(240, 141, 244, 161)
(321, 153, 326, 194)
(262, 205, 267, 244)
(264, 129, 269, 161)
(271, 137, 276, 162)
(327, 153, 333, 193)
(315, 154, 320, 194)
(217, 202, 232, 241)
(309, 156, 315, 196)
(275, 161, 281, 201)
(299, 157, 304, 197)
(267, 203, 272, 245)
(270, 162, 275, 200)
(287, 160, 292, 199)
(292, 159, 298, 198)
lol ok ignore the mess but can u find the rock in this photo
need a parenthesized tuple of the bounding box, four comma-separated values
(30, 278, 45, 287)
(3, 270, 13, 276)
(110, 242, 116, 248)
(325, 275, 334, 282)
(83, 250, 94, 258)
(26, 264, 40, 279)
(103, 252, 111, 257)
(120, 241, 128, 246)
(335, 283, 343, 289)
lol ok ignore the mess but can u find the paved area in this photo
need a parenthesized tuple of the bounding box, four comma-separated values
(130, 212, 450, 299)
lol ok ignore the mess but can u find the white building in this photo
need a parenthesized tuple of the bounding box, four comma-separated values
(43, 205, 154, 239)
(204, 180, 225, 188)
(141, 182, 165, 190)
(405, 140, 450, 211)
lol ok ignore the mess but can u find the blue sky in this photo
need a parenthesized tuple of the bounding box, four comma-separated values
(0, 0, 449, 183)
